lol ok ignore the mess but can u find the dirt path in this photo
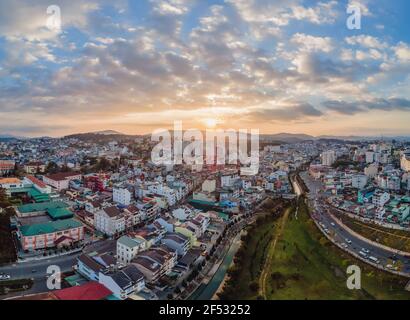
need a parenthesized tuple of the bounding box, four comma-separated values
(259, 207, 291, 299)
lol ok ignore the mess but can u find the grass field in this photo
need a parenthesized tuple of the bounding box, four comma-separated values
(266, 199, 410, 300)
(341, 215, 410, 253)
(219, 198, 410, 300)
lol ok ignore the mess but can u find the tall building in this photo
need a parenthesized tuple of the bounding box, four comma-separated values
(321, 151, 336, 166)
(113, 188, 132, 206)
(365, 151, 375, 164)
(400, 152, 410, 172)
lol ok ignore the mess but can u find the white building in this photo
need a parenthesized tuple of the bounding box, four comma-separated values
(43, 172, 82, 191)
(117, 236, 146, 264)
(202, 179, 216, 193)
(113, 187, 132, 206)
(99, 265, 145, 300)
(321, 151, 336, 166)
(372, 190, 390, 207)
(401, 152, 410, 172)
(352, 175, 368, 189)
(94, 206, 125, 236)
(365, 151, 375, 164)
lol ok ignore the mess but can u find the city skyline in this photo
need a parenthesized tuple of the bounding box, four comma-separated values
(0, 0, 410, 137)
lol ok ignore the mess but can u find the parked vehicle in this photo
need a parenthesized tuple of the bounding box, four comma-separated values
(368, 256, 380, 264)
(0, 274, 11, 280)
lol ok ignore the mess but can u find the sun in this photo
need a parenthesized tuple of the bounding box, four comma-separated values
(203, 118, 218, 128)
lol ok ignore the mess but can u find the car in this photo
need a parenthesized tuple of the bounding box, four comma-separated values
(0, 274, 11, 280)
(359, 251, 368, 258)
(361, 248, 370, 254)
(330, 222, 336, 227)
(345, 238, 352, 244)
(341, 243, 348, 248)
(368, 256, 380, 264)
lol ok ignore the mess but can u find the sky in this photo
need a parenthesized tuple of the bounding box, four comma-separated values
(0, 0, 409, 137)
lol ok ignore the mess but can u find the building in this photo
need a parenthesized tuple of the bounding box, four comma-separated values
(113, 187, 132, 206)
(401, 152, 410, 172)
(372, 190, 390, 207)
(117, 236, 146, 264)
(24, 162, 46, 174)
(132, 246, 177, 282)
(43, 172, 82, 191)
(0, 160, 15, 176)
(366, 151, 375, 164)
(0, 178, 23, 189)
(352, 175, 368, 189)
(161, 232, 190, 256)
(53, 281, 112, 300)
(202, 179, 216, 193)
(321, 151, 336, 166)
(94, 206, 125, 236)
(18, 218, 84, 251)
(99, 265, 145, 300)
(364, 163, 378, 178)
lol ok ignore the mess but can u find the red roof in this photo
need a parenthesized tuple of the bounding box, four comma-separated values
(53, 281, 112, 300)
(26, 175, 47, 189)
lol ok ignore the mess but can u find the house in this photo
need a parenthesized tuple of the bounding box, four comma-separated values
(133, 246, 177, 283)
(117, 235, 146, 264)
(0, 160, 15, 176)
(161, 232, 190, 256)
(113, 187, 132, 206)
(94, 206, 125, 236)
(24, 162, 46, 174)
(23, 175, 52, 194)
(53, 281, 112, 300)
(372, 190, 390, 207)
(43, 172, 82, 191)
(99, 265, 145, 300)
(186, 213, 210, 237)
(0, 178, 23, 189)
(76, 254, 107, 281)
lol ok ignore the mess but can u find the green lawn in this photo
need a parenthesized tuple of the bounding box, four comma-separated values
(266, 199, 410, 300)
(219, 197, 410, 300)
(218, 210, 284, 300)
(341, 215, 410, 253)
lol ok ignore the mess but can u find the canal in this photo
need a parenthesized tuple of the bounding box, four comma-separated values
(189, 232, 243, 300)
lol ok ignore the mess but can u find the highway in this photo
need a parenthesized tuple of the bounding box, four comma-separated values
(299, 171, 410, 276)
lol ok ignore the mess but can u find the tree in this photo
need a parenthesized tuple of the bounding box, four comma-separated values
(45, 161, 59, 174)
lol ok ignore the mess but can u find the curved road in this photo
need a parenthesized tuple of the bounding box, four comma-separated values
(299, 171, 410, 275)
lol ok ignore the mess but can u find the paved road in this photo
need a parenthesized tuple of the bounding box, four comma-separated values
(299, 172, 410, 275)
(0, 252, 79, 280)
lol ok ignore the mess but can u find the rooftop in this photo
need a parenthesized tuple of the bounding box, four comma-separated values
(19, 218, 83, 237)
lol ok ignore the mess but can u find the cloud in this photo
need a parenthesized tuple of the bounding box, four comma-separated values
(244, 101, 323, 122)
(322, 98, 410, 115)
(291, 33, 334, 53)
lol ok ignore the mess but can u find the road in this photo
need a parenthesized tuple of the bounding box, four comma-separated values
(299, 171, 410, 275)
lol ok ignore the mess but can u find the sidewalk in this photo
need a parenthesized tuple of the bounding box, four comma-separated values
(17, 247, 83, 263)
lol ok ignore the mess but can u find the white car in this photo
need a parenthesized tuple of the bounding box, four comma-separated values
(341, 243, 348, 248)
(359, 251, 368, 258)
(361, 248, 370, 254)
(368, 256, 380, 264)
(345, 238, 352, 244)
(330, 222, 336, 227)
(0, 274, 11, 280)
